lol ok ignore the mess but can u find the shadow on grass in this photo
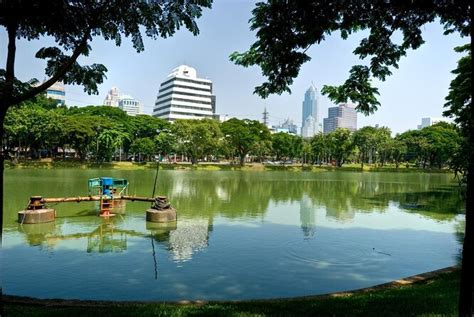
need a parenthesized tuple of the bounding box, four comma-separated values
(3, 271, 460, 317)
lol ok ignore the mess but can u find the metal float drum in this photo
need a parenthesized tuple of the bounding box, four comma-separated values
(18, 209, 56, 224)
(146, 208, 177, 223)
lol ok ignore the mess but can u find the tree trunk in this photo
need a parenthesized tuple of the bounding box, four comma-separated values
(458, 29, 473, 315)
(239, 154, 245, 166)
(0, 109, 6, 239)
(459, 151, 473, 316)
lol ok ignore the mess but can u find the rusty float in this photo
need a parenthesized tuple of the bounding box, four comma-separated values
(18, 195, 176, 224)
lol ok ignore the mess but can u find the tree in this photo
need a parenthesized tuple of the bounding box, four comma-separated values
(221, 118, 271, 166)
(62, 115, 95, 160)
(131, 137, 155, 162)
(421, 123, 462, 169)
(96, 128, 129, 162)
(326, 128, 354, 167)
(391, 139, 408, 169)
(0, 0, 212, 237)
(231, 2, 471, 314)
(272, 132, 293, 162)
(310, 133, 328, 165)
(353, 126, 378, 168)
(155, 130, 176, 160)
(172, 119, 222, 165)
(374, 127, 392, 166)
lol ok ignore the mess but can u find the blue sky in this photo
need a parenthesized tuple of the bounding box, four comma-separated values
(1, 1, 467, 134)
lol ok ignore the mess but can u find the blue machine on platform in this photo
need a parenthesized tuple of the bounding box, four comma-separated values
(88, 177, 129, 197)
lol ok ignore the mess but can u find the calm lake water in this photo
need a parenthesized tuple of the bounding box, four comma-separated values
(2, 169, 465, 301)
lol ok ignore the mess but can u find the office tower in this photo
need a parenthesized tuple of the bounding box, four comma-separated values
(301, 84, 321, 137)
(104, 87, 121, 107)
(118, 95, 142, 116)
(323, 103, 357, 133)
(153, 65, 215, 121)
(44, 81, 66, 105)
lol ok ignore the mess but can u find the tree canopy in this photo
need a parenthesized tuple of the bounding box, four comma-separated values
(0, 0, 212, 110)
(231, 2, 472, 315)
(230, 1, 470, 115)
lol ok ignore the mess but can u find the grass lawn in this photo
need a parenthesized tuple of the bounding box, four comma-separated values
(2, 270, 460, 317)
(5, 160, 452, 174)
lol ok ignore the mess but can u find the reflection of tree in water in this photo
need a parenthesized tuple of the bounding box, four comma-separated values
(169, 173, 273, 220)
(369, 185, 464, 221)
(18, 222, 60, 250)
(299, 195, 316, 239)
(167, 172, 463, 224)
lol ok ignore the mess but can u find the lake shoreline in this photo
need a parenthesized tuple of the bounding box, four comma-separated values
(2, 266, 460, 316)
(4, 160, 453, 173)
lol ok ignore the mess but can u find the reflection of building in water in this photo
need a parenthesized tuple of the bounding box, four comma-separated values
(87, 223, 127, 253)
(299, 195, 316, 239)
(168, 219, 210, 262)
(325, 206, 355, 222)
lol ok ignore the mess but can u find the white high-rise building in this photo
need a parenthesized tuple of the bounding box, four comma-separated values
(417, 117, 448, 129)
(153, 65, 215, 121)
(118, 95, 142, 116)
(36, 81, 66, 105)
(301, 115, 317, 138)
(103, 87, 120, 107)
(103, 87, 143, 116)
(301, 84, 321, 137)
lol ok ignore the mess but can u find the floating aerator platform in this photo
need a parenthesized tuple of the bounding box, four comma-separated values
(18, 177, 176, 224)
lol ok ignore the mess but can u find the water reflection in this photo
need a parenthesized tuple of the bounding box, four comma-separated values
(167, 172, 464, 224)
(86, 223, 127, 253)
(18, 222, 59, 249)
(17, 214, 212, 265)
(3, 170, 465, 301)
(299, 195, 316, 239)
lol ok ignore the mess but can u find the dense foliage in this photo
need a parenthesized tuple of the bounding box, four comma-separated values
(230, 1, 469, 116)
(3, 97, 462, 169)
(0, 0, 212, 109)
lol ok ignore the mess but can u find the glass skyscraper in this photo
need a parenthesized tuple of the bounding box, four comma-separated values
(301, 84, 321, 138)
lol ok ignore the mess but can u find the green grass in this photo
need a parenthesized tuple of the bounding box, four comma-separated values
(5, 160, 452, 174)
(3, 271, 460, 317)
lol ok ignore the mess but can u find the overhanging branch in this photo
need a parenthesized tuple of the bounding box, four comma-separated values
(11, 28, 92, 105)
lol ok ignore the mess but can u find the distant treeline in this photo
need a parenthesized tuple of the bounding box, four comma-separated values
(2, 96, 464, 171)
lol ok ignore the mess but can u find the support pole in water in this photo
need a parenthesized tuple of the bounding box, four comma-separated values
(151, 156, 160, 200)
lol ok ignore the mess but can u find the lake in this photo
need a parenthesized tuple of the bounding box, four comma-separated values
(2, 169, 465, 301)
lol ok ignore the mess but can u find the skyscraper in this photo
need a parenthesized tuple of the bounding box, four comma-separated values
(103, 87, 120, 107)
(118, 95, 142, 116)
(103, 87, 143, 116)
(153, 65, 216, 121)
(301, 84, 321, 138)
(323, 103, 357, 134)
(417, 117, 448, 129)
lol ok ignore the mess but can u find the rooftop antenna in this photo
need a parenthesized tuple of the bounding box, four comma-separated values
(263, 106, 269, 126)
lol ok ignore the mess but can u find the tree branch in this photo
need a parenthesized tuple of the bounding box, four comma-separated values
(1, 21, 18, 106)
(11, 28, 92, 106)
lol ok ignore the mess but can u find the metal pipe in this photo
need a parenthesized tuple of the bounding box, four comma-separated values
(42, 196, 102, 203)
(120, 195, 166, 202)
(38, 195, 167, 204)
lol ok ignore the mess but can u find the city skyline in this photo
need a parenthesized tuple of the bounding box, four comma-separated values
(0, 1, 465, 134)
